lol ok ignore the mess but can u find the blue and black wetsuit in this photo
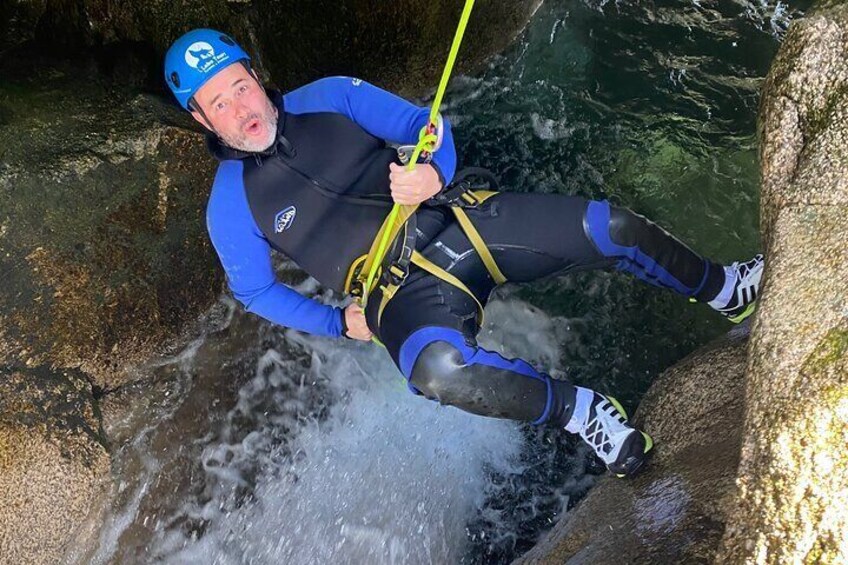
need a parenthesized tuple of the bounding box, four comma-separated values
(206, 77, 726, 427)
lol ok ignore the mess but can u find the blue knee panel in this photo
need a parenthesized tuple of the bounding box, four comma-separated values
(585, 200, 695, 295)
(399, 326, 555, 425)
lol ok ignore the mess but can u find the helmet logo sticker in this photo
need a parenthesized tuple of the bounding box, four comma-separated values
(184, 41, 231, 73)
(274, 206, 297, 233)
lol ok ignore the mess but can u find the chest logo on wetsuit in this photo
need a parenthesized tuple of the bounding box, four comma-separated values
(274, 206, 297, 233)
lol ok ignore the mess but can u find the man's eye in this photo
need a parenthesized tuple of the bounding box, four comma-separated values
(215, 101, 227, 111)
(238, 85, 249, 94)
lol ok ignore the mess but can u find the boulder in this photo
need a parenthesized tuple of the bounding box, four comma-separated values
(0, 61, 222, 390)
(718, 2, 848, 560)
(521, 1, 848, 562)
(0, 365, 110, 564)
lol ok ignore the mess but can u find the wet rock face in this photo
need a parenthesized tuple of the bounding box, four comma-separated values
(718, 3, 848, 560)
(0, 1, 46, 54)
(0, 365, 110, 565)
(0, 3, 543, 560)
(0, 62, 222, 390)
(757, 1, 848, 235)
(517, 332, 750, 564)
(2, 0, 542, 95)
(0, 2, 542, 563)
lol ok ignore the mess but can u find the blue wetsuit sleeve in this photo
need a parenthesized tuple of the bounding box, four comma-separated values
(206, 161, 344, 338)
(283, 76, 457, 185)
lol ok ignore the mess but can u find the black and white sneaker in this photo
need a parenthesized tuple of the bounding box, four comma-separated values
(709, 254, 765, 323)
(570, 392, 653, 478)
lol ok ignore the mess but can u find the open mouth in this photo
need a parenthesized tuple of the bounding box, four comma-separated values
(244, 118, 262, 136)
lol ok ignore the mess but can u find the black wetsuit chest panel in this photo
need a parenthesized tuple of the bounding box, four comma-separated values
(243, 111, 398, 292)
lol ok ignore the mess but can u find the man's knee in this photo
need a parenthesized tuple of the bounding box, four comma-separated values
(584, 200, 658, 255)
(408, 340, 469, 405)
(608, 206, 659, 248)
(408, 340, 530, 418)
(406, 338, 556, 422)
(584, 199, 704, 293)
(398, 326, 560, 422)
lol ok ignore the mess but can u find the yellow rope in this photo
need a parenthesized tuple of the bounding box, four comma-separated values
(361, 0, 476, 306)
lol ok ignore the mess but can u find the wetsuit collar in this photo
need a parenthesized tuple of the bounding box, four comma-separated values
(206, 89, 294, 162)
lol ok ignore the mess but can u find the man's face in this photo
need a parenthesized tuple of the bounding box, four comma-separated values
(190, 62, 278, 153)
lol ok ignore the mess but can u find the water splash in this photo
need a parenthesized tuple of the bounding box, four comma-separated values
(89, 292, 588, 564)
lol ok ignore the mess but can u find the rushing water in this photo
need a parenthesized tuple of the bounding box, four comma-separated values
(83, 1, 811, 563)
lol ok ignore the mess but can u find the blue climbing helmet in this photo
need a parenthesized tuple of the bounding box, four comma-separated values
(164, 28, 251, 110)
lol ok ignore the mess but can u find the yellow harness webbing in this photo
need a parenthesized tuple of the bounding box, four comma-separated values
(451, 204, 506, 285)
(409, 250, 484, 321)
(371, 190, 502, 329)
(343, 190, 504, 329)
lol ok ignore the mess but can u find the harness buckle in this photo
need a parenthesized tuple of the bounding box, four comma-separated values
(458, 187, 483, 207)
(377, 213, 418, 293)
(349, 281, 364, 298)
(346, 258, 367, 298)
(430, 167, 499, 208)
(386, 263, 409, 286)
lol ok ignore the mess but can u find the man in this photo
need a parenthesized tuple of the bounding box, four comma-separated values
(164, 29, 763, 478)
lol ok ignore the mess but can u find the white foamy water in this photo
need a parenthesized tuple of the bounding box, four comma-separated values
(89, 290, 575, 564)
(156, 337, 524, 564)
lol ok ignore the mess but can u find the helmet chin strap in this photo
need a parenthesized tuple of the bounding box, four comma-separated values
(189, 97, 217, 134)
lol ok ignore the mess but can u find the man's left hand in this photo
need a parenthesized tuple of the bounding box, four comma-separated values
(388, 162, 442, 205)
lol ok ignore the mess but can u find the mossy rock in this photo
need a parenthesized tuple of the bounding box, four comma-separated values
(758, 1, 848, 235)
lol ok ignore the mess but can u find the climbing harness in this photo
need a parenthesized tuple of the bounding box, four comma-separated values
(346, 0, 509, 338)
(344, 169, 505, 331)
